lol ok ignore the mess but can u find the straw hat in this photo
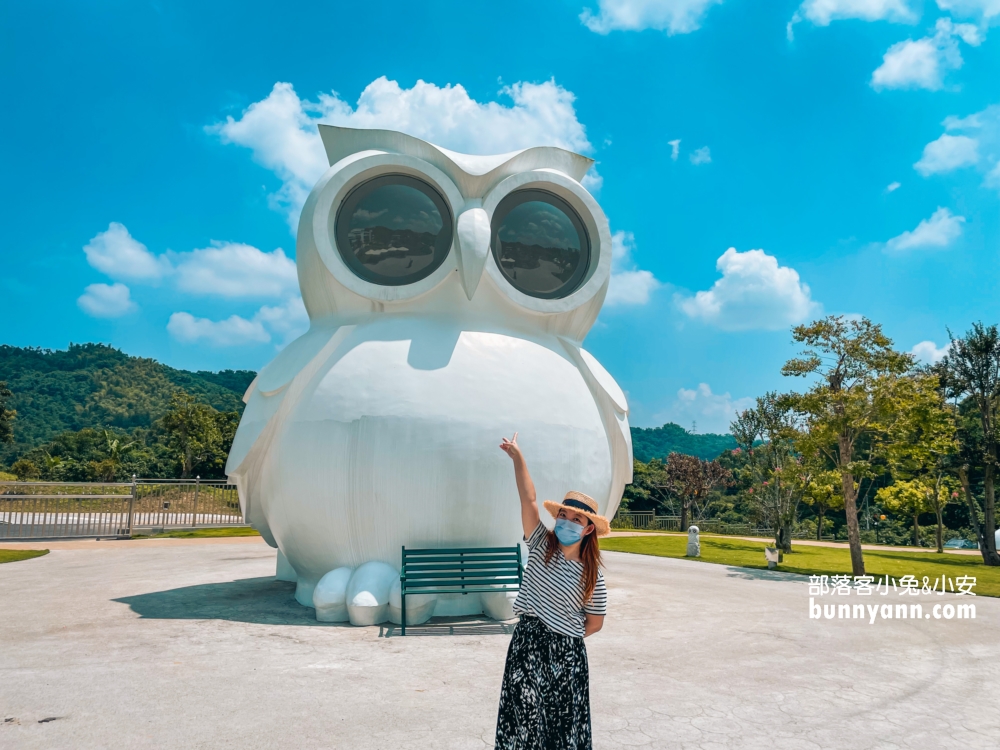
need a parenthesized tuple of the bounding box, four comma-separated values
(543, 491, 610, 537)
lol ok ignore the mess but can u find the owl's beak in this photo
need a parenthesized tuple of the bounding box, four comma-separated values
(454, 207, 491, 301)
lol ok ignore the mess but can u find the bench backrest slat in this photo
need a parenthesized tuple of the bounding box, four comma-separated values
(404, 546, 518, 555)
(401, 545, 523, 592)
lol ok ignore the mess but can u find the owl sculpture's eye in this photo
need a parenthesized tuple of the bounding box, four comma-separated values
(491, 190, 591, 300)
(335, 174, 454, 286)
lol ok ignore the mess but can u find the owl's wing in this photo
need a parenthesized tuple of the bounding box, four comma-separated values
(226, 325, 336, 475)
(559, 339, 633, 520)
(227, 325, 356, 546)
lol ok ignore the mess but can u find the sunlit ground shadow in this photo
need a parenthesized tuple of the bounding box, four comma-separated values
(116, 577, 519, 634)
(114, 577, 331, 626)
(723, 567, 810, 583)
(381, 616, 517, 638)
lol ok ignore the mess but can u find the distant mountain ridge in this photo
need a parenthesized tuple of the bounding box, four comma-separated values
(0, 343, 254, 463)
(630, 422, 736, 462)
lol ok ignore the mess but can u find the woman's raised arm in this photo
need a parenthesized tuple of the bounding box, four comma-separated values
(500, 432, 539, 539)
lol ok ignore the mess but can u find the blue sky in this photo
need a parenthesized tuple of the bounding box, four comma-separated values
(3, 0, 999, 432)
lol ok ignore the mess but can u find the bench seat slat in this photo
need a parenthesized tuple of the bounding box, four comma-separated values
(406, 581, 519, 594)
(403, 583, 520, 590)
(408, 583, 517, 594)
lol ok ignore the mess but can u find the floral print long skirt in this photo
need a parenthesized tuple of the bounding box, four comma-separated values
(495, 615, 592, 750)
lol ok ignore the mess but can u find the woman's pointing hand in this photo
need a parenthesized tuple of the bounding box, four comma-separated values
(500, 432, 521, 460)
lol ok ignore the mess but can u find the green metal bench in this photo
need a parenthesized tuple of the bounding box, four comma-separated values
(400, 545, 523, 635)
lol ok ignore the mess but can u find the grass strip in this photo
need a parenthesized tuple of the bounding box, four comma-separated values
(602, 534, 1000, 598)
(0, 549, 50, 564)
(133, 526, 261, 539)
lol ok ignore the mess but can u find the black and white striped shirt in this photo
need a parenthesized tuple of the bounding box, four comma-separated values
(513, 521, 607, 638)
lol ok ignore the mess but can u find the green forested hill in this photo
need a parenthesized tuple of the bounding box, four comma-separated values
(0, 343, 254, 463)
(631, 422, 736, 462)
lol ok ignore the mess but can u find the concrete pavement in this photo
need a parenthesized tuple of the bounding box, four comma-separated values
(1, 537, 996, 749)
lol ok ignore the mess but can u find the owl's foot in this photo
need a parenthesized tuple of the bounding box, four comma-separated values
(389, 580, 437, 626)
(312, 567, 353, 622)
(303, 559, 517, 626)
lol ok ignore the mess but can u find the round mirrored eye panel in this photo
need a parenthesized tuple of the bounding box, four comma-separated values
(491, 190, 591, 300)
(335, 174, 453, 286)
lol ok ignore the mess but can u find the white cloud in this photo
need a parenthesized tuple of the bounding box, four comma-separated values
(885, 207, 965, 251)
(689, 146, 711, 165)
(887, 181, 902, 191)
(871, 18, 982, 91)
(676, 248, 819, 331)
(788, 0, 917, 39)
(211, 78, 597, 229)
(83, 223, 299, 304)
(668, 139, 681, 161)
(83, 222, 171, 282)
(173, 242, 298, 298)
(580, 0, 723, 35)
(581, 168, 604, 192)
(919, 103, 1000, 191)
(654, 383, 754, 434)
(605, 230, 662, 306)
(914, 133, 980, 175)
(167, 295, 309, 348)
(936, 0, 1000, 21)
(796, 0, 917, 26)
(254, 296, 310, 345)
(911, 339, 951, 364)
(77, 283, 137, 318)
(986, 161, 1000, 190)
(167, 312, 271, 347)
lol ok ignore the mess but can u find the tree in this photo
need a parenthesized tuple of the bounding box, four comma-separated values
(11, 458, 40, 481)
(0, 381, 15, 445)
(731, 392, 806, 553)
(161, 392, 239, 478)
(926, 476, 959, 553)
(883, 373, 958, 553)
(941, 323, 1000, 566)
(801, 471, 844, 541)
(664, 453, 733, 533)
(88, 430, 137, 481)
(876, 480, 930, 547)
(621, 458, 673, 513)
(782, 316, 914, 575)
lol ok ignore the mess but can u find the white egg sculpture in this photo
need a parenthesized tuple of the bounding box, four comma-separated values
(225, 126, 633, 625)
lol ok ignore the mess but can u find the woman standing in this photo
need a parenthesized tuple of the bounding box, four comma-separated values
(496, 432, 609, 750)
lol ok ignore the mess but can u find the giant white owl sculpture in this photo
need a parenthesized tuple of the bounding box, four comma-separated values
(226, 126, 633, 626)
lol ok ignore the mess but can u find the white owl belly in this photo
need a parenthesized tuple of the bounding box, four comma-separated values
(255, 321, 612, 584)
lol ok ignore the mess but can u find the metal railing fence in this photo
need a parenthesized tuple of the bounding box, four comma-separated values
(0, 478, 243, 540)
(131, 479, 242, 529)
(611, 511, 772, 537)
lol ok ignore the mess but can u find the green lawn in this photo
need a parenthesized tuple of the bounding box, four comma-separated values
(133, 526, 260, 539)
(0, 549, 49, 564)
(602, 533, 1000, 598)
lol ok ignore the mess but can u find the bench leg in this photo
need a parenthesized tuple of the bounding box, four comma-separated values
(401, 591, 406, 636)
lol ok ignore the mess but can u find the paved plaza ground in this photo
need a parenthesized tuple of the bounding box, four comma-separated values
(1, 537, 997, 749)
